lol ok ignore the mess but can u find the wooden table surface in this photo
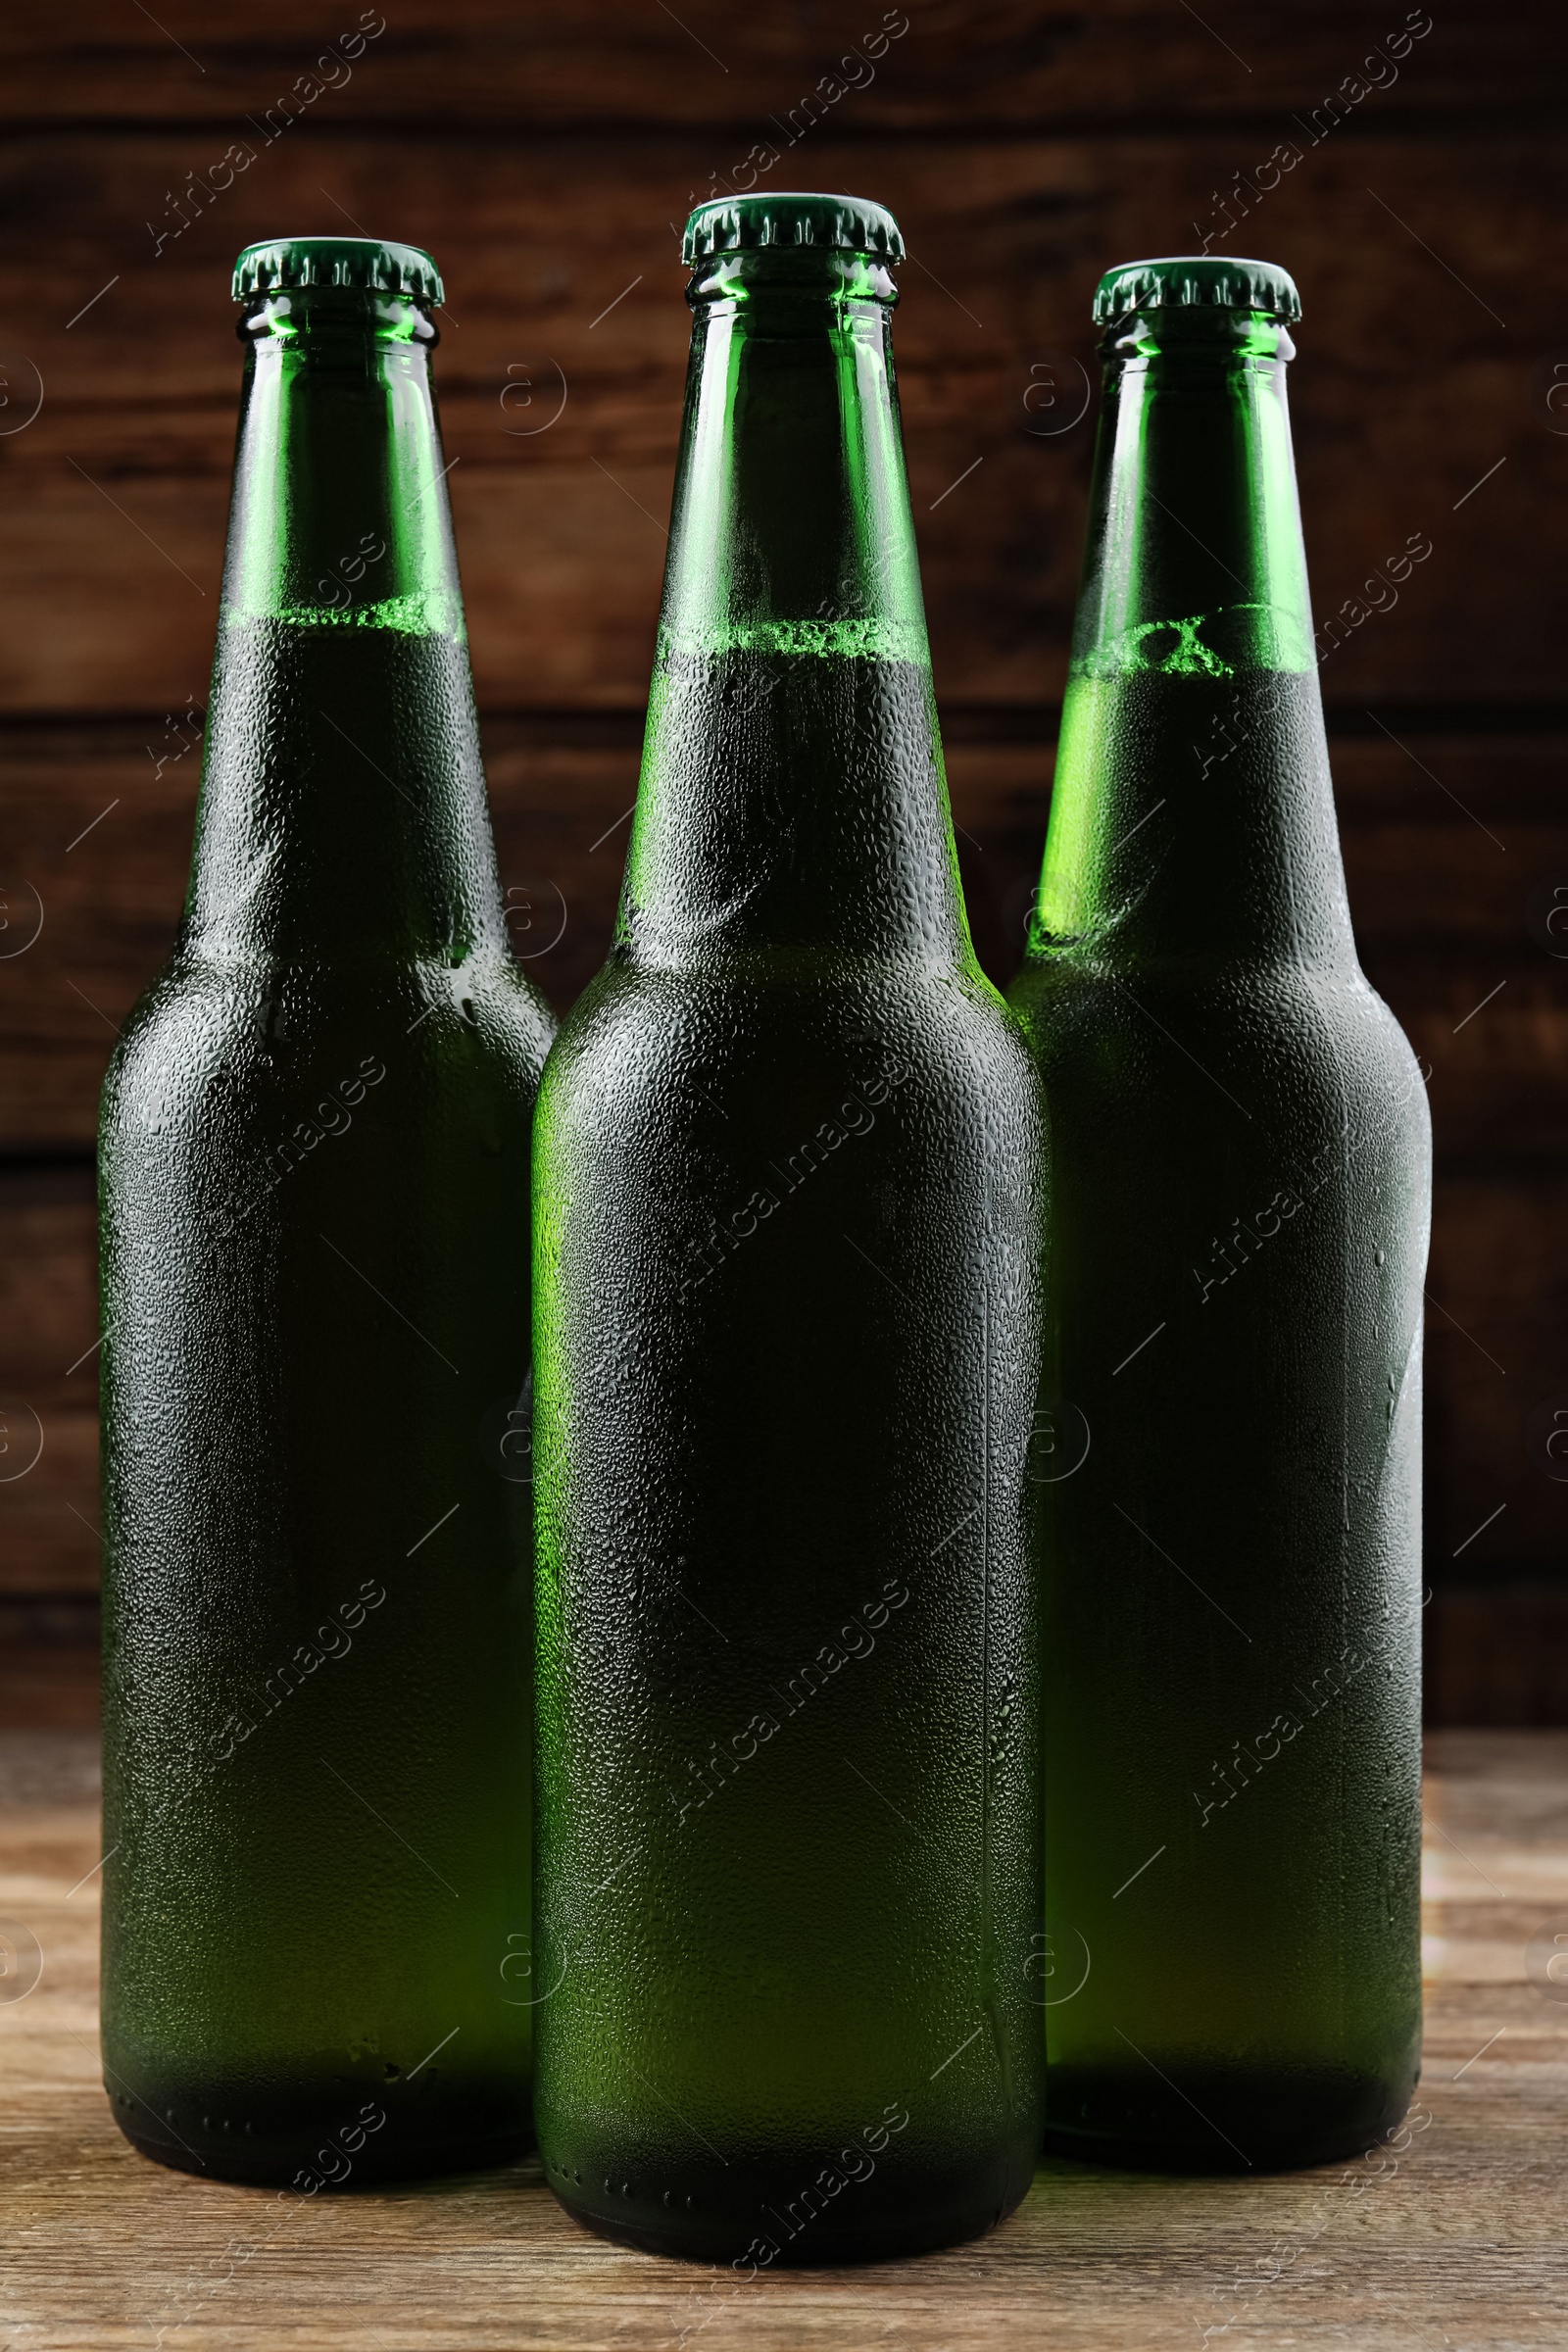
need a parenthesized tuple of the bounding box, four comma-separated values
(4, 1727, 1566, 2350)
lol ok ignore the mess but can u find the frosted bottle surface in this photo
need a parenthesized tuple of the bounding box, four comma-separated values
(97, 239, 554, 2184)
(1007, 258, 1431, 2172)
(531, 194, 1047, 2263)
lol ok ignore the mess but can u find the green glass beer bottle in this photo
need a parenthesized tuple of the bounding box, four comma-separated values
(532, 194, 1046, 2262)
(1009, 258, 1431, 2171)
(98, 238, 554, 2183)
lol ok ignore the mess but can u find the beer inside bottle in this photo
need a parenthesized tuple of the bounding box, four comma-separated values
(98, 238, 554, 2182)
(1009, 257, 1430, 2170)
(532, 194, 1046, 2261)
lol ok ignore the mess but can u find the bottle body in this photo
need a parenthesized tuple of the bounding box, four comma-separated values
(532, 205, 1046, 2261)
(1013, 872, 1428, 2171)
(535, 959, 1043, 2259)
(1008, 275, 1430, 2172)
(98, 248, 554, 2183)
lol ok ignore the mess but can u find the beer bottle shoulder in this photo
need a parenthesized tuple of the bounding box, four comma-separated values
(101, 946, 555, 1148)
(538, 953, 1044, 1159)
(1007, 955, 1431, 1165)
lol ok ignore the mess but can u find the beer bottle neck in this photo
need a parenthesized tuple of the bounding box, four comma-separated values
(620, 248, 973, 971)
(1034, 307, 1356, 972)
(182, 286, 506, 965)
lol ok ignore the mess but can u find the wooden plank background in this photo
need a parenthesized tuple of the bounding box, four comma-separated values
(1, 0, 1564, 1720)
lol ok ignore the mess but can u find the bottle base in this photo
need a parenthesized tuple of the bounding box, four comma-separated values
(544, 2148, 1035, 2266)
(109, 2098, 533, 2187)
(1041, 2119, 1398, 2176)
(1043, 2062, 1417, 2176)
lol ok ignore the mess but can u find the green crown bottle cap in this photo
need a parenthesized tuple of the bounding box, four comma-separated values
(682, 193, 905, 268)
(1092, 255, 1300, 324)
(232, 236, 444, 308)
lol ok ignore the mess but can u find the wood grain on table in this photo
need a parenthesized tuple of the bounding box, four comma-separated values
(4, 1729, 1565, 2350)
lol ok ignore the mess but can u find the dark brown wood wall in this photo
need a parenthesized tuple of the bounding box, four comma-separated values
(2, 1, 1564, 1720)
